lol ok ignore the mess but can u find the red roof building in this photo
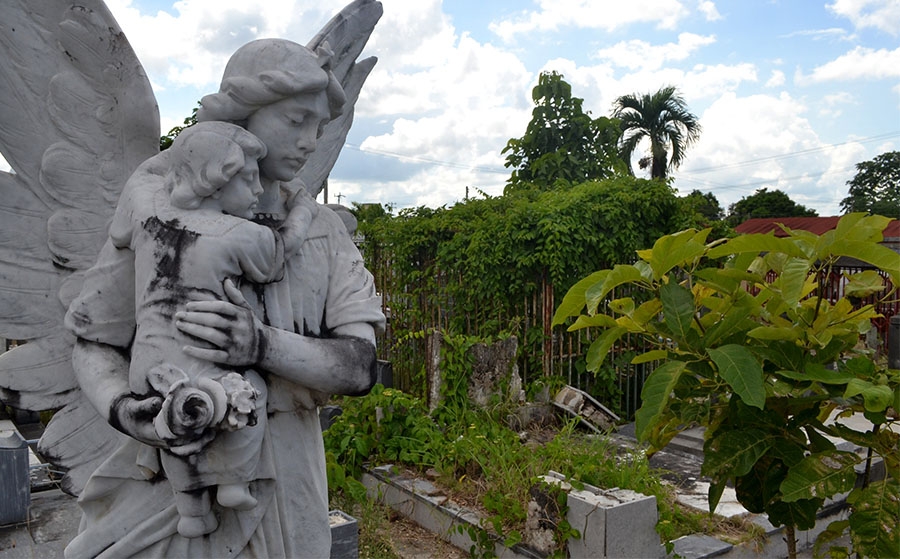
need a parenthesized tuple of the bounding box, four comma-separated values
(735, 217, 900, 255)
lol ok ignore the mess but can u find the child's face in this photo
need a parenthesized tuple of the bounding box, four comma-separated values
(219, 155, 263, 219)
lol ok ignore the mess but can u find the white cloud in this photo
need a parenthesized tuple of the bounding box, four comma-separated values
(697, 1, 721, 21)
(800, 46, 900, 83)
(827, 0, 900, 35)
(674, 92, 870, 215)
(818, 91, 856, 118)
(489, 0, 690, 41)
(105, 0, 357, 90)
(765, 70, 786, 88)
(593, 33, 716, 71)
(780, 28, 848, 40)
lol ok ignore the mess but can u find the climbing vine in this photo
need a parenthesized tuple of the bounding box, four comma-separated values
(358, 177, 702, 395)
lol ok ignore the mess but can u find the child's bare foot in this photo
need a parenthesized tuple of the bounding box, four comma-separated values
(216, 483, 257, 510)
(177, 510, 218, 538)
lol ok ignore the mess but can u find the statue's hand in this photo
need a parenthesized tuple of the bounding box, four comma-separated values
(110, 393, 164, 446)
(110, 393, 216, 455)
(174, 279, 266, 367)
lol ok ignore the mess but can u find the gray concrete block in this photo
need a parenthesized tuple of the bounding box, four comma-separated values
(329, 510, 358, 559)
(567, 485, 663, 559)
(671, 534, 733, 559)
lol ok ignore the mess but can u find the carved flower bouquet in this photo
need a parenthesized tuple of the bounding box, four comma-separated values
(147, 364, 260, 444)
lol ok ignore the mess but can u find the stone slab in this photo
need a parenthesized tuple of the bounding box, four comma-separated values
(671, 534, 733, 559)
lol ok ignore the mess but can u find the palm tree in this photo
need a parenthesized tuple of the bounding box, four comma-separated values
(612, 86, 701, 180)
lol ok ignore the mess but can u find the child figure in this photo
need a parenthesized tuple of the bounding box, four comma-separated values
(118, 121, 310, 538)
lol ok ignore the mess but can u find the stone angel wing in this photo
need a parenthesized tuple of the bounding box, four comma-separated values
(0, 0, 159, 494)
(298, 0, 382, 197)
(0, 0, 381, 496)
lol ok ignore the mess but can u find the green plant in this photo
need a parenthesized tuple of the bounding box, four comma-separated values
(554, 213, 900, 558)
(325, 384, 442, 482)
(360, 177, 695, 392)
(503, 71, 625, 192)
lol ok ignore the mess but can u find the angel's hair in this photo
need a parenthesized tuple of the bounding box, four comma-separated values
(197, 39, 346, 126)
(167, 122, 267, 210)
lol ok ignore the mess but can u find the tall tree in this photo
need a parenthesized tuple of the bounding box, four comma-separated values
(726, 187, 817, 226)
(840, 151, 900, 217)
(159, 103, 199, 151)
(612, 86, 701, 180)
(682, 189, 724, 222)
(502, 71, 625, 193)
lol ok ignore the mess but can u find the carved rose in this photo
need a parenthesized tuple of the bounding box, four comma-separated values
(148, 364, 259, 442)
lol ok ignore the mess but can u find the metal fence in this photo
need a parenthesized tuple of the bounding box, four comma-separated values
(369, 249, 898, 421)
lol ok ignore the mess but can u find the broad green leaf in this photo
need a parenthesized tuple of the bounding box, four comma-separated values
(646, 229, 710, 280)
(708, 480, 727, 514)
(814, 520, 851, 559)
(585, 326, 627, 372)
(827, 239, 900, 285)
(847, 480, 900, 559)
(660, 281, 695, 341)
(708, 233, 808, 260)
(780, 450, 859, 502)
(805, 426, 836, 454)
(697, 266, 762, 292)
(634, 360, 687, 441)
(702, 428, 772, 479)
(772, 365, 855, 385)
(833, 213, 891, 243)
(633, 259, 653, 281)
(568, 313, 618, 331)
(844, 379, 894, 412)
(844, 270, 888, 299)
(632, 299, 663, 326)
(703, 299, 757, 347)
(553, 270, 608, 325)
(608, 297, 635, 316)
(775, 256, 813, 307)
(631, 349, 668, 364)
(747, 326, 801, 341)
(767, 498, 820, 531)
(708, 345, 766, 409)
(585, 265, 644, 314)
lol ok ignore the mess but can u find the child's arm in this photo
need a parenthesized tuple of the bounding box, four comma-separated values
(234, 221, 284, 284)
(279, 187, 318, 257)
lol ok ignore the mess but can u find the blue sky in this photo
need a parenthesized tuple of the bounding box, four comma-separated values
(24, 1, 900, 214)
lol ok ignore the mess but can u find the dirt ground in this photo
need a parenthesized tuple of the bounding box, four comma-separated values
(388, 517, 469, 559)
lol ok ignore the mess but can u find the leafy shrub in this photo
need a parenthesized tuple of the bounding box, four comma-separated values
(554, 213, 900, 558)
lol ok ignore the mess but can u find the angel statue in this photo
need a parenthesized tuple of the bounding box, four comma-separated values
(0, 1, 385, 557)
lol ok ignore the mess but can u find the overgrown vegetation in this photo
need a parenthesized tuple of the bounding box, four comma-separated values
(357, 177, 704, 392)
(555, 213, 900, 558)
(323, 333, 766, 557)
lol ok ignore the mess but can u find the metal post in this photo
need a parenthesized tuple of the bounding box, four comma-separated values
(889, 315, 900, 370)
(0, 430, 29, 525)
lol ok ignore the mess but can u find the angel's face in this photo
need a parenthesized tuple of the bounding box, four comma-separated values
(218, 155, 263, 219)
(246, 92, 330, 183)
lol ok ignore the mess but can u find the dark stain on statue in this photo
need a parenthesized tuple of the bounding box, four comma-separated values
(143, 216, 199, 293)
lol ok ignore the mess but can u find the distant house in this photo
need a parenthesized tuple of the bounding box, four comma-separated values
(735, 216, 900, 258)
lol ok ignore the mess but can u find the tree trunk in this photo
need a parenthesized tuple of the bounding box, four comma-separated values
(785, 524, 797, 559)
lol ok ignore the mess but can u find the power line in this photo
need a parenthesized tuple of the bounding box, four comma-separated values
(676, 164, 858, 192)
(343, 142, 508, 174)
(682, 131, 900, 174)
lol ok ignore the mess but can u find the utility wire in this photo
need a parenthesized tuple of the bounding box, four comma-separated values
(343, 142, 508, 174)
(682, 131, 900, 174)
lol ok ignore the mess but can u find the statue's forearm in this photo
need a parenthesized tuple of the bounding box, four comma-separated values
(258, 323, 377, 396)
(72, 339, 132, 421)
